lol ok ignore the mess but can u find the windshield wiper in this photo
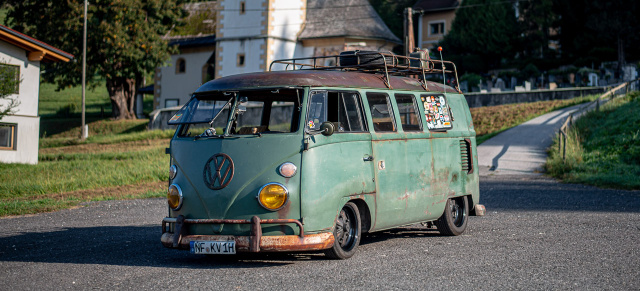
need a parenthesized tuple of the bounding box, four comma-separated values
(208, 96, 234, 127)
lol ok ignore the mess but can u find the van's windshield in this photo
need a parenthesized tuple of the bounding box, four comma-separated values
(169, 89, 302, 137)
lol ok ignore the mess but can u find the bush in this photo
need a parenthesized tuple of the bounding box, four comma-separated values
(56, 103, 78, 117)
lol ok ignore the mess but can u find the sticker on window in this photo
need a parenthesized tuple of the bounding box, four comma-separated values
(422, 95, 452, 131)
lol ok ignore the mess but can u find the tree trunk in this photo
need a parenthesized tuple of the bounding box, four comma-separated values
(106, 77, 136, 120)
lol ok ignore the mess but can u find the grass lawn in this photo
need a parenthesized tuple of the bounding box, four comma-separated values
(0, 127, 173, 216)
(545, 92, 640, 190)
(38, 81, 155, 137)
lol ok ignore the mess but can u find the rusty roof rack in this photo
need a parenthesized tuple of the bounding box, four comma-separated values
(269, 51, 461, 92)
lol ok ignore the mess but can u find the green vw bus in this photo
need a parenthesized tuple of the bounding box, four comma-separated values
(161, 51, 485, 259)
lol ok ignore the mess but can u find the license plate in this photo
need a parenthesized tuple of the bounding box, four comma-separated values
(190, 241, 236, 254)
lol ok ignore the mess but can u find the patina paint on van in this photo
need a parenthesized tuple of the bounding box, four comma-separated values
(161, 52, 484, 259)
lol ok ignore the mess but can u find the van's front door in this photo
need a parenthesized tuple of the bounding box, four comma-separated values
(300, 90, 376, 233)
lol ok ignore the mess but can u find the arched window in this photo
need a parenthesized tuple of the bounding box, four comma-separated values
(176, 58, 186, 74)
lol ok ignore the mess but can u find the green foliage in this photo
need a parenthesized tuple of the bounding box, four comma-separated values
(521, 63, 541, 79)
(460, 73, 482, 90)
(5, 0, 187, 118)
(440, 0, 519, 72)
(368, 0, 413, 45)
(555, 0, 640, 67)
(518, 0, 558, 59)
(55, 103, 78, 118)
(546, 95, 640, 189)
(0, 64, 20, 119)
(171, 7, 216, 36)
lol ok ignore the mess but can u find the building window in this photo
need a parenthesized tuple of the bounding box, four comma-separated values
(176, 58, 186, 74)
(0, 64, 20, 94)
(0, 123, 16, 150)
(237, 53, 245, 67)
(429, 21, 445, 36)
(165, 99, 179, 108)
(240, 1, 246, 14)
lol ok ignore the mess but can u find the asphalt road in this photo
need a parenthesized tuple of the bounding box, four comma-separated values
(1, 175, 638, 290)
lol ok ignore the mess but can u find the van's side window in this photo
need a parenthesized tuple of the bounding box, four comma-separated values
(306, 91, 367, 132)
(366, 93, 396, 132)
(307, 91, 328, 131)
(394, 94, 422, 131)
(327, 92, 367, 132)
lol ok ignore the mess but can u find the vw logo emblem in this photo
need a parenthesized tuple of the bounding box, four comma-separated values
(203, 153, 235, 190)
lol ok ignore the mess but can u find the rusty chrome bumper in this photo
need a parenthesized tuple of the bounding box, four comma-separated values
(161, 215, 334, 252)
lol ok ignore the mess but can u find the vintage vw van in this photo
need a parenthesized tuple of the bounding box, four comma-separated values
(161, 51, 485, 259)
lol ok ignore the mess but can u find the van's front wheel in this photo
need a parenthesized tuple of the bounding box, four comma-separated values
(436, 196, 468, 236)
(324, 202, 361, 259)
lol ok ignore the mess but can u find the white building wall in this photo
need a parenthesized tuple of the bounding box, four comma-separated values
(0, 41, 41, 164)
(218, 39, 265, 77)
(0, 115, 39, 164)
(217, 0, 307, 76)
(219, 0, 265, 39)
(157, 50, 215, 109)
(270, 0, 305, 40)
(0, 42, 41, 117)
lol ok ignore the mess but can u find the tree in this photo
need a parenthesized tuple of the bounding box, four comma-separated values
(5, 0, 186, 119)
(0, 64, 20, 119)
(368, 0, 414, 51)
(439, 0, 519, 72)
(556, 0, 640, 74)
(518, 0, 558, 59)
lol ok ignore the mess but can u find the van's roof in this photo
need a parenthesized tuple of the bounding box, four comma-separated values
(195, 70, 458, 94)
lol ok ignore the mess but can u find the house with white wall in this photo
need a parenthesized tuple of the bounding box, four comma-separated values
(413, 0, 460, 49)
(0, 25, 73, 164)
(152, 0, 400, 116)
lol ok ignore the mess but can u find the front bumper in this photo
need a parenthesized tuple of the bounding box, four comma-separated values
(161, 215, 334, 252)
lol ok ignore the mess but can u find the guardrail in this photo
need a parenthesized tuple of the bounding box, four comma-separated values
(557, 79, 640, 162)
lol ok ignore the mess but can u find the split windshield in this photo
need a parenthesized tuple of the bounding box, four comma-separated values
(169, 89, 301, 137)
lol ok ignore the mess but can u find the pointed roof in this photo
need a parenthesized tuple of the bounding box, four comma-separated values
(0, 25, 73, 62)
(299, 0, 401, 43)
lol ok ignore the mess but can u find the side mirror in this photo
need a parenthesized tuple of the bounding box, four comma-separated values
(320, 121, 335, 136)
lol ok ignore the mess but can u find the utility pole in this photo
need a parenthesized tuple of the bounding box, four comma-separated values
(404, 7, 415, 56)
(81, 0, 88, 140)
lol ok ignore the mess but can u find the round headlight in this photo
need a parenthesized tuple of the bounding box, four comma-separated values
(167, 184, 183, 211)
(278, 162, 297, 178)
(169, 165, 177, 180)
(257, 183, 288, 210)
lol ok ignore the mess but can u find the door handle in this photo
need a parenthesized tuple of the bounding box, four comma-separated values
(363, 155, 374, 162)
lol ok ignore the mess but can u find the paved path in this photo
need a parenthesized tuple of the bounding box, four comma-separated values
(477, 102, 597, 176)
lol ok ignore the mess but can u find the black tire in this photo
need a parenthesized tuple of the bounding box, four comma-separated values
(339, 50, 394, 68)
(435, 196, 468, 236)
(324, 202, 361, 259)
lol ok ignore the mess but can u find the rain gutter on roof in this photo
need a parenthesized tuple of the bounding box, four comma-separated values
(0, 25, 74, 62)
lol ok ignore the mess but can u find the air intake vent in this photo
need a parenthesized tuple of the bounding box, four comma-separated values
(460, 139, 473, 174)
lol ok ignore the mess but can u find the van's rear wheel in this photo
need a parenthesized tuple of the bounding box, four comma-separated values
(435, 196, 468, 236)
(324, 202, 361, 259)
